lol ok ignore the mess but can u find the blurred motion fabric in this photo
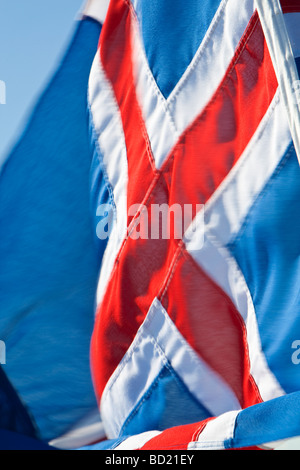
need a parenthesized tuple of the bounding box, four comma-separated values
(1, 0, 300, 451)
(0, 15, 109, 441)
(88, 0, 300, 450)
(0, 365, 37, 438)
(0, 428, 56, 450)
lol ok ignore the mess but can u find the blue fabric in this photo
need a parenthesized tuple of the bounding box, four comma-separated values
(0, 366, 37, 438)
(79, 437, 129, 450)
(229, 145, 300, 394)
(228, 391, 300, 449)
(89, 112, 115, 257)
(0, 17, 108, 441)
(0, 429, 56, 450)
(119, 365, 211, 437)
(134, 0, 222, 98)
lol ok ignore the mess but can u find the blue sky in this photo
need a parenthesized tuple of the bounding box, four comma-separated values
(0, 0, 83, 162)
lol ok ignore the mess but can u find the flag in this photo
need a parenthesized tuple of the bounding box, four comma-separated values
(0, 2, 110, 444)
(87, 0, 300, 450)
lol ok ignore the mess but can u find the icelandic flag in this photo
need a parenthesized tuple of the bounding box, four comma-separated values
(0, 0, 110, 449)
(1, 0, 300, 452)
(86, 0, 300, 451)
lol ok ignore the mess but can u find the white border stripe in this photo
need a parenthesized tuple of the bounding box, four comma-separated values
(185, 91, 290, 299)
(81, 0, 110, 24)
(203, 90, 291, 245)
(168, 0, 254, 136)
(130, 0, 254, 169)
(100, 298, 241, 439)
(88, 53, 129, 305)
(130, 15, 179, 169)
(185, 92, 289, 402)
(114, 430, 162, 450)
(188, 410, 239, 450)
(255, 0, 300, 165)
(147, 300, 241, 413)
(188, 233, 285, 402)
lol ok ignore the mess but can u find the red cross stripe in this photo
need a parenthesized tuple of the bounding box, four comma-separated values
(281, 0, 300, 13)
(90, 0, 278, 413)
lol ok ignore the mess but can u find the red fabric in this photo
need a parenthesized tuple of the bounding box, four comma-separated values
(91, 4, 277, 406)
(99, 0, 155, 215)
(160, 250, 262, 408)
(140, 420, 213, 450)
(281, 0, 300, 14)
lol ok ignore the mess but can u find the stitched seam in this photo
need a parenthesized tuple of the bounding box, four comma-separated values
(203, 89, 281, 217)
(156, 140, 291, 409)
(101, 301, 160, 405)
(183, 13, 259, 135)
(119, 361, 167, 436)
(158, 241, 184, 301)
(94, 51, 129, 185)
(203, 231, 264, 402)
(103, 299, 214, 437)
(129, 4, 179, 137)
(88, 92, 117, 215)
(187, 244, 262, 405)
(119, 337, 208, 437)
(159, 11, 260, 175)
(94, 8, 260, 243)
(99, 322, 155, 437)
(158, 234, 262, 407)
(100, 297, 183, 404)
(191, 412, 239, 448)
(189, 441, 225, 449)
(194, 222, 282, 404)
(118, 338, 181, 435)
(153, 301, 232, 414)
(96, 11, 261, 290)
(192, 418, 216, 442)
(167, 0, 228, 105)
(224, 411, 239, 449)
(112, 170, 162, 263)
(225, 413, 238, 443)
(155, 301, 216, 378)
(120, 0, 157, 172)
(99, 0, 157, 173)
(97, 5, 269, 411)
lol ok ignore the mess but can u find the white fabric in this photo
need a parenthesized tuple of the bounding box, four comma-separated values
(130, 15, 179, 169)
(101, 298, 241, 439)
(202, 91, 291, 246)
(82, 0, 110, 24)
(130, 0, 255, 169)
(255, 0, 300, 166)
(168, 0, 254, 136)
(188, 410, 239, 450)
(88, 53, 129, 306)
(114, 430, 162, 450)
(184, 91, 288, 403)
